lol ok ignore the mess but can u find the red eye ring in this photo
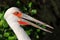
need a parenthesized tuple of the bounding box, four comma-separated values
(13, 12, 22, 18)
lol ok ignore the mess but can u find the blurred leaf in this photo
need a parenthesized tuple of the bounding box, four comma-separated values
(0, 14, 4, 19)
(1, 19, 4, 23)
(36, 35, 39, 39)
(8, 36, 16, 40)
(31, 9, 37, 14)
(41, 25, 46, 29)
(0, 34, 2, 38)
(28, 2, 32, 8)
(0, 21, 3, 28)
(4, 32, 10, 37)
(0, 19, 4, 27)
(16, 1, 20, 5)
(24, 7, 27, 11)
(3, 19, 8, 28)
(13, 35, 17, 39)
(36, 29, 40, 32)
(26, 29, 32, 35)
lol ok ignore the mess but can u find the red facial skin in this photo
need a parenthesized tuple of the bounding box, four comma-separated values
(13, 12, 22, 18)
(13, 12, 29, 25)
(18, 21, 29, 25)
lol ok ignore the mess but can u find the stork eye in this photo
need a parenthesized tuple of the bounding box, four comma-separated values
(13, 12, 22, 17)
(14, 12, 19, 15)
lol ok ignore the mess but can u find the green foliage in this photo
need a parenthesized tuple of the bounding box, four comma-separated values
(36, 35, 39, 39)
(26, 29, 32, 35)
(0, 34, 2, 38)
(0, 14, 3, 19)
(4, 32, 10, 37)
(8, 36, 17, 40)
(0, 21, 3, 28)
(28, 2, 37, 15)
(36, 29, 40, 32)
(31, 9, 37, 14)
(28, 2, 32, 8)
(41, 25, 46, 29)
(16, 0, 20, 5)
(3, 20, 8, 28)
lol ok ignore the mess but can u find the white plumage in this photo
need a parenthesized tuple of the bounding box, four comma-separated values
(4, 7, 31, 40)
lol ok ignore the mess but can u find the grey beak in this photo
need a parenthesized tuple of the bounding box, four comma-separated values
(20, 13, 54, 33)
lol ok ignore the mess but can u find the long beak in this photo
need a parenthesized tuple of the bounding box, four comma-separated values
(19, 13, 54, 33)
(14, 12, 54, 33)
(21, 18, 52, 33)
(22, 13, 54, 29)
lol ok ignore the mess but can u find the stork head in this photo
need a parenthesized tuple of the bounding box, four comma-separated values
(4, 7, 54, 33)
(4, 7, 30, 25)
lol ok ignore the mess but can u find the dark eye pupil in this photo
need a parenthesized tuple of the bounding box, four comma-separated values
(16, 12, 18, 14)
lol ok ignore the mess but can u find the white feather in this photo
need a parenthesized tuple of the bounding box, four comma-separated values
(4, 7, 31, 40)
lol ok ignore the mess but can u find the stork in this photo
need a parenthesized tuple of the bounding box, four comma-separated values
(4, 7, 54, 40)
